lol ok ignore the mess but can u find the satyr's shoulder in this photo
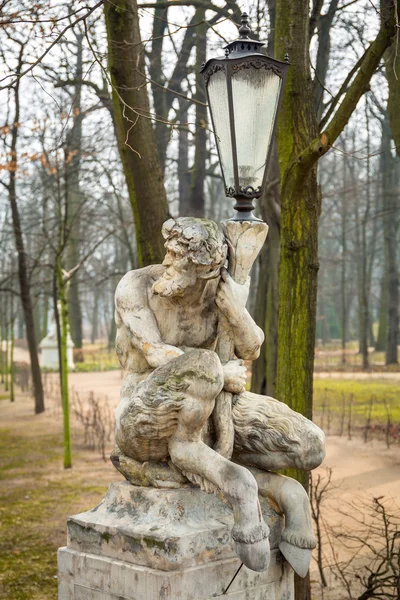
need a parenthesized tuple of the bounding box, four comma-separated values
(115, 265, 164, 307)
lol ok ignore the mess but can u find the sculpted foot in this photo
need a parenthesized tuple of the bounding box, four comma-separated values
(279, 524, 316, 577)
(232, 521, 270, 572)
(279, 541, 312, 578)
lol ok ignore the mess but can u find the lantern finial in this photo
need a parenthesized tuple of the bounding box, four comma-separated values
(238, 12, 251, 38)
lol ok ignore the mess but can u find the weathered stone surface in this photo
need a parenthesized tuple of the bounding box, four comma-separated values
(40, 306, 74, 370)
(58, 216, 325, 596)
(111, 217, 325, 574)
(66, 482, 283, 572)
(58, 546, 293, 600)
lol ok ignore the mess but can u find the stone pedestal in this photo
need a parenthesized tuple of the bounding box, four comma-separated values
(58, 482, 294, 600)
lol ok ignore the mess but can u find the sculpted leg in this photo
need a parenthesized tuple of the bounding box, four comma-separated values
(114, 350, 270, 572)
(232, 391, 325, 577)
(248, 468, 315, 577)
(166, 351, 270, 572)
(232, 391, 325, 472)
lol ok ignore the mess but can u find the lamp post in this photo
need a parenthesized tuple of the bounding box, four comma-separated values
(201, 13, 289, 221)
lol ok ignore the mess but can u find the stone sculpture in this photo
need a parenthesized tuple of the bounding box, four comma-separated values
(111, 216, 325, 579)
(40, 306, 75, 370)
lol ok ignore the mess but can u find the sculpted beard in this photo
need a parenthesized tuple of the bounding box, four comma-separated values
(152, 270, 196, 297)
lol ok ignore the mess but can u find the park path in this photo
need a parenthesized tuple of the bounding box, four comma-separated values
(315, 370, 400, 380)
(13, 346, 400, 499)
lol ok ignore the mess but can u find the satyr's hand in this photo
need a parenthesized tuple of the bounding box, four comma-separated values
(222, 359, 247, 394)
(216, 269, 250, 326)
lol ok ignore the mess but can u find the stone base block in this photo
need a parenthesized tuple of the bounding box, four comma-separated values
(58, 546, 294, 600)
(58, 482, 294, 599)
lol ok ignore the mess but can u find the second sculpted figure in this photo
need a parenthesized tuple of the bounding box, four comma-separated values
(112, 217, 325, 577)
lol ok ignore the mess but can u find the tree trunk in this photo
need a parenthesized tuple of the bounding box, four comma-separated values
(55, 260, 72, 469)
(251, 0, 280, 398)
(10, 295, 15, 403)
(251, 143, 280, 397)
(340, 156, 347, 363)
(18, 312, 24, 340)
(149, 0, 169, 174)
(7, 54, 44, 413)
(107, 311, 116, 352)
(65, 33, 84, 350)
(91, 290, 100, 344)
(251, 220, 280, 396)
(178, 102, 191, 214)
(42, 291, 49, 339)
(104, 0, 169, 266)
(353, 153, 369, 369)
(376, 276, 388, 351)
(275, 0, 320, 492)
(360, 111, 371, 370)
(0, 307, 4, 384)
(381, 114, 399, 364)
(313, 0, 339, 121)
(186, 7, 207, 218)
(384, 40, 400, 155)
(4, 295, 9, 393)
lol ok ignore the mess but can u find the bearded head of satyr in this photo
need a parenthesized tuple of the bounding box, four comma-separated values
(152, 218, 227, 298)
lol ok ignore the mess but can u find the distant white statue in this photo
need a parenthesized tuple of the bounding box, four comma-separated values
(40, 304, 75, 370)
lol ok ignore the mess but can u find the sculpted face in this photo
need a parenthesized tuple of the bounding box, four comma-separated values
(152, 218, 227, 298)
(152, 239, 199, 298)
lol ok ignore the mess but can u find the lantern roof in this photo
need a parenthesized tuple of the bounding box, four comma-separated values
(200, 13, 289, 74)
(223, 13, 265, 58)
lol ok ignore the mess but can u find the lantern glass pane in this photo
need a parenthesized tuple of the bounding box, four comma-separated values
(207, 69, 235, 189)
(231, 66, 281, 192)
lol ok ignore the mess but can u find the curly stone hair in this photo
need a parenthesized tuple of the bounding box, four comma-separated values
(162, 217, 227, 273)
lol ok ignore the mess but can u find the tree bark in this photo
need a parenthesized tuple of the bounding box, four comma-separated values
(251, 219, 280, 396)
(384, 36, 400, 155)
(251, 0, 280, 398)
(186, 7, 207, 217)
(65, 32, 84, 350)
(381, 114, 399, 364)
(313, 0, 339, 121)
(275, 0, 319, 492)
(54, 263, 72, 468)
(274, 0, 398, 479)
(340, 150, 347, 363)
(7, 47, 44, 413)
(4, 294, 9, 392)
(149, 0, 169, 173)
(10, 291, 15, 402)
(104, 0, 169, 266)
(91, 289, 100, 344)
(376, 276, 388, 351)
(178, 102, 191, 214)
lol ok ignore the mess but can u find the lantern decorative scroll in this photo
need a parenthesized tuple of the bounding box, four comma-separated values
(201, 13, 289, 221)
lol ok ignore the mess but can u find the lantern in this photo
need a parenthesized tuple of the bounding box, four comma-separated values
(201, 13, 289, 221)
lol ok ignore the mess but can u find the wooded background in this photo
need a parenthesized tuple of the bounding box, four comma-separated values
(1, 1, 399, 598)
(1, 0, 399, 416)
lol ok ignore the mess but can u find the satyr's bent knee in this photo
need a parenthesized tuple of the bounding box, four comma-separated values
(182, 349, 224, 400)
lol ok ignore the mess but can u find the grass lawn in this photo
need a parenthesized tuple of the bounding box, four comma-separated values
(0, 386, 119, 600)
(314, 377, 400, 424)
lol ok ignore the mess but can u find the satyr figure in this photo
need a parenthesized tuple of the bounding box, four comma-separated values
(112, 217, 325, 577)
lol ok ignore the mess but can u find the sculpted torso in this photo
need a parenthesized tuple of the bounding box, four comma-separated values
(116, 265, 219, 376)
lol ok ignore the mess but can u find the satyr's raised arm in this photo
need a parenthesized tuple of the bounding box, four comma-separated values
(115, 272, 183, 368)
(216, 270, 264, 360)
